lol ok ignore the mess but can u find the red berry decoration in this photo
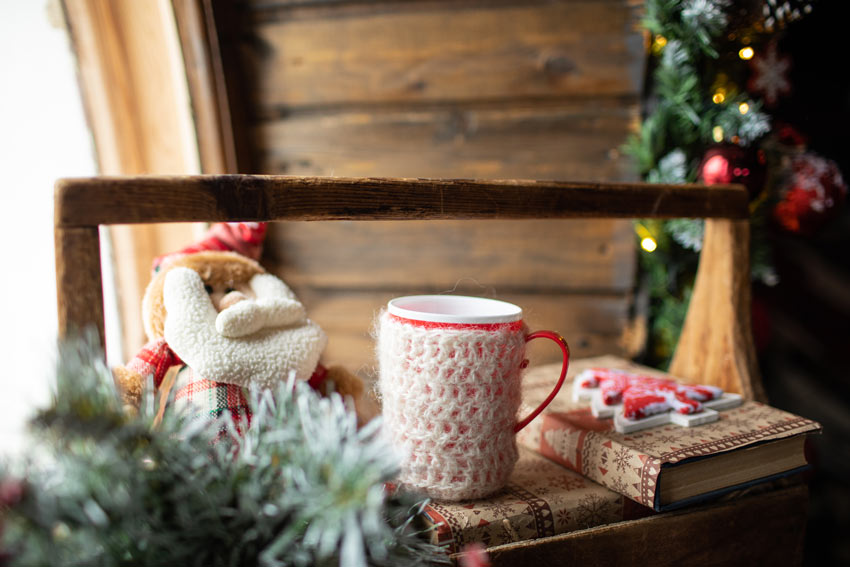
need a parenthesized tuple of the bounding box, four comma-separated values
(773, 153, 847, 235)
(699, 145, 767, 199)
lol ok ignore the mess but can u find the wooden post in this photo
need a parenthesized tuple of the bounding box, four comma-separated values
(669, 219, 766, 401)
(54, 225, 104, 346)
(61, 0, 202, 357)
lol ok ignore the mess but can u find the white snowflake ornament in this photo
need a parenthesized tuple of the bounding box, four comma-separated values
(748, 40, 791, 107)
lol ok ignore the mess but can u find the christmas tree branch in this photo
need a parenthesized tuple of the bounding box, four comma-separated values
(1, 332, 446, 567)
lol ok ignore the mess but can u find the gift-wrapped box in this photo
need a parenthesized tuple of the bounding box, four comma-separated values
(421, 447, 650, 554)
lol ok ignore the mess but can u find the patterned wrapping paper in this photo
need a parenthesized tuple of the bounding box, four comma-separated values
(518, 356, 822, 510)
(422, 448, 650, 554)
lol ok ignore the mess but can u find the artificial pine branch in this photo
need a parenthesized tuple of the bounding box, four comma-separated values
(1, 332, 446, 567)
(625, 0, 781, 366)
(680, 0, 730, 56)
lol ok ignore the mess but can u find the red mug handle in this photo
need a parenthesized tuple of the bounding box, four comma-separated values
(514, 331, 570, 433)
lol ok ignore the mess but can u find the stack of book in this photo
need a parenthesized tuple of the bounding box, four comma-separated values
(422, 355, 820, 550)
(422, 447, 652, 553)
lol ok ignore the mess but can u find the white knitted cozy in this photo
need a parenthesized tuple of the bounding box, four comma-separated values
(377, 311, 527, 501)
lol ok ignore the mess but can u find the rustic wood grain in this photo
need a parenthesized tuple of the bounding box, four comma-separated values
(669, 219, 766, 401)
(55, 176, 750, 227)
(62, 0, 202, 355)
(62, 0, 200, 175)
(55, 226, 104, 344)
(239, 0, 642, 111)
(482, 483, 808, 566)
(293, 289, 630, 374)
(172, 0, 239, 174)
(254, 101, 637, 181)
(265, 219, 635, 292)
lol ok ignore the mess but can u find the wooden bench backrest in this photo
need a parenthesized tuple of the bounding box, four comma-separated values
(54, 175, 764, 400)
(170, 0, 648, 369)
(63, 0, 649, 371)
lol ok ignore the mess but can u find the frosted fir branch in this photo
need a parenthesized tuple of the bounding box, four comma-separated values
(647, 150, 689, 184)
(763, 0, 814, 31)
(666, 219, 705, 252)
(681, 0, 730, 44)
(709, 98, 771, 146)
(2, 332, 446, 567)
(642, 0, 680, 36)
(658, 39, 693, 72)
(736, 107, 772, 145)
(644, 0, 730, 57)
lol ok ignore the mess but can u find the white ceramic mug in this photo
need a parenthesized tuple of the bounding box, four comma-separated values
(377, 295, 569, 501)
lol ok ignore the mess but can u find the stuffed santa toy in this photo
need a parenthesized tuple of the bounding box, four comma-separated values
(113, 222, 368, 429)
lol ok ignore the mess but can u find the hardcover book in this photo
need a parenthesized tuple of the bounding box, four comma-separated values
(517, 356, 821, 512)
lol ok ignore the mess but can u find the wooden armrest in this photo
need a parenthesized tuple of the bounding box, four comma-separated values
(54, 175, 760, 398)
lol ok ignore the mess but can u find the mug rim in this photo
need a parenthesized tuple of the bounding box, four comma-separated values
(387, 294, 523, 324)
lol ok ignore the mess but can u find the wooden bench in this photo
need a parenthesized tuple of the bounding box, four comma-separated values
(58, 1, 800, 562)
(54, 174, 803, 565)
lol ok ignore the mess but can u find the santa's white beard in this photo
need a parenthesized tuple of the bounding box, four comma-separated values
(162, 267, 327, 388)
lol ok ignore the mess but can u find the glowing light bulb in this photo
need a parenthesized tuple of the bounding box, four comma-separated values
(640, 237, 658, 253)
(739, 102, 750, 114)
(712, 91, 726, 104)
(739, 47, 755, 60)
(651, 35, 668, 55)
(712, 125, 724, 143)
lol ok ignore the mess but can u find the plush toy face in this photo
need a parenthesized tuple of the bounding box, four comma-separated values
(142, 251, 327, 387)
(143, 251, 265, 340)
(207, 280, 255, 312)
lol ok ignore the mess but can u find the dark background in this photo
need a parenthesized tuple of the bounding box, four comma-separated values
(755, 1, 850, 564)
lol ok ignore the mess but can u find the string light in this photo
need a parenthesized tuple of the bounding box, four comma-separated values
(739, 46, 755, 60)
(640, 237, 658, 252)
(712, 125, 724, 143)
(738, 102, 750, 114)
(652, 34, 668, 54)
(712, 90, 726, 104)
(635, 223, 658, 253)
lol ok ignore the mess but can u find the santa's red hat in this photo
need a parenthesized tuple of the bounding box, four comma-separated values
(152, 222, 268, 274)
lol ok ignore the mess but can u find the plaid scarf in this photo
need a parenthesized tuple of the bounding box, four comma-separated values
(125, 338, 327, 432)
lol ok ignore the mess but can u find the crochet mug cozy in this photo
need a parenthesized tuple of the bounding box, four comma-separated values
(378, 295, 570, 501)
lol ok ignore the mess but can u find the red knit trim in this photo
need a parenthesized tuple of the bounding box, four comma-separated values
(388, 314, 524, 332)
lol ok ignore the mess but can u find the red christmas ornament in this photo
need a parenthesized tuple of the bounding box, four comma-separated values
(699, 145, 767, 199)
(773, 153, 847, 235)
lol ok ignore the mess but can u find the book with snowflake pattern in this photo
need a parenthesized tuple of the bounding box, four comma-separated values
(517, 356, 821, 511)
(422, 447, 652, 554)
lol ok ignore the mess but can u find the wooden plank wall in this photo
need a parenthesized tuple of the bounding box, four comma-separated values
(225, 0, 645, 374)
